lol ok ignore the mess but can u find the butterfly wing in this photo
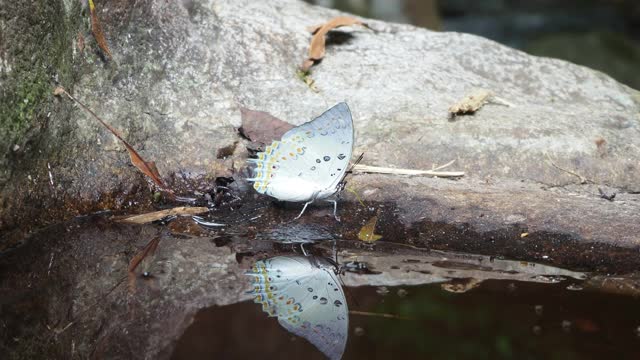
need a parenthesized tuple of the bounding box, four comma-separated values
(246, 256, 349, 360)
(249, 103, 354, 202)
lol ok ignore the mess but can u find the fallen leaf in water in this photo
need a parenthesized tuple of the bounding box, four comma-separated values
(239, 107, 294, 145)
(448, 89, 493, 117)
(302, 16, 369, 71)
(358, 212, 383, 243)
(89, 0, 112, 59)
(53, 86, 175, 198)
(128, 236, 161, 294)
(116, 206, 209, 224)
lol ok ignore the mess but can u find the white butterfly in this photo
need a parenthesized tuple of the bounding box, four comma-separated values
(246, 255, 348, 360)
(247, 103, 354, 220)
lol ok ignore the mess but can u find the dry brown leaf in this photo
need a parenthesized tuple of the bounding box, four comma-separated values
(117, 206, 209, 224)
(239, 107, 295, 145)
(448, 89, 493, 117)
(358, 211, 383, 243)
(89, 0, 112, 59)
(128, 236, 161, 294)
(53, 86, 174, 197)
(302, 16, 368, 71)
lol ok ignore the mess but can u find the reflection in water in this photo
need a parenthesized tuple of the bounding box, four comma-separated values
(246, 256, 348, 360)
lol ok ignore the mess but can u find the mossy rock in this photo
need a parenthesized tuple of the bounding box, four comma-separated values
(0, 0, 83, 184)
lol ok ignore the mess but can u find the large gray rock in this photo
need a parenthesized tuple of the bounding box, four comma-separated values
(1, 0, 639, 248)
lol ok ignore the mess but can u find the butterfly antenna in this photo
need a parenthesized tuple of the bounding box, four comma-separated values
(347, 152, 364, 175)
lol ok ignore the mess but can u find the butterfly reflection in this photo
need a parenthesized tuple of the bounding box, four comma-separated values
(246, 255, 348, 360)
(247, 103, 354, 220)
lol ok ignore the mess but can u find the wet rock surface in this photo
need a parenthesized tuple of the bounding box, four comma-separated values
(1, 0, 639, 251)
(2, 0, 640, 358)
(1, 211, 639, 359)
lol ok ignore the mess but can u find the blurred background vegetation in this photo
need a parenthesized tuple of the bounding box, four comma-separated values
(305, 0, 640, 90)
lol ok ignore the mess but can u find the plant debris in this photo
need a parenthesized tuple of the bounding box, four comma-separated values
(448, 89, 493, 117)
(53, 86, 175, 198)
(448, 89, 515, 118)
(128, 236, 161, 294)
(89, 0, 112, 59)
(239, 107, 294, 146)
(358, 211, 383, 243)
(116, 207, 210, 224)
(353, 164, 464, 178)
(296, 69, 319, 92)
(301, 16, 369, 72)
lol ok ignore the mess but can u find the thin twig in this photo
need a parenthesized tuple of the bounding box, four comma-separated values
(490, 96, 515, 108)
(349, 310, 411, 320)
(354, 164, 464, 177)
(544, 153, 592, 184)
(431, 159, 456, 171)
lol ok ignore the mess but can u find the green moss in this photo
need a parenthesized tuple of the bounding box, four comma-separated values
(0, 0, 82, 168)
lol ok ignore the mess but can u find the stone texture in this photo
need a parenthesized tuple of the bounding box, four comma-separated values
(1, 0, 639, 252)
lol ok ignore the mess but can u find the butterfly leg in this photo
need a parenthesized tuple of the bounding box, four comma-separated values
(294, 200, 314, 220)
(300, 243, 309, 257)
(325, 199, 340, 222)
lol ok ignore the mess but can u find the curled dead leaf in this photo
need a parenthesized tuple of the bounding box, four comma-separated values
(89, 0, 112, 59)
(448, 89, 493, 117)
(302, 16, 369, 72)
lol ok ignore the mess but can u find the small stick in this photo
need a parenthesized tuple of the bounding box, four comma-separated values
(544, 153, 592, 184)
(490, 96, 515, 108)
(349, 310, 411, 320)
(354, 164, 464, 177)
(431, 159, 456, 171)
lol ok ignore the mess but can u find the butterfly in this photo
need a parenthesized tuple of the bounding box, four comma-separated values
(246, 255, 348, 360)
(247, 103, 354, 220)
